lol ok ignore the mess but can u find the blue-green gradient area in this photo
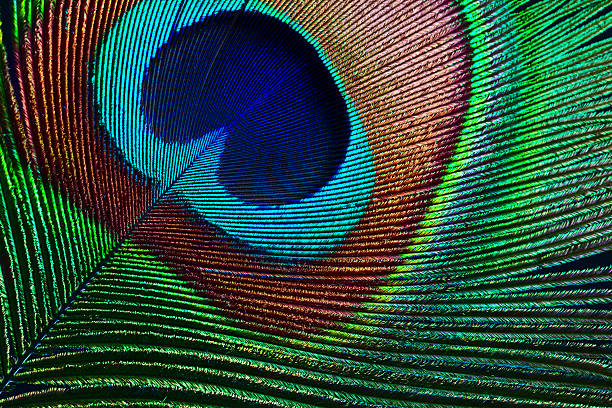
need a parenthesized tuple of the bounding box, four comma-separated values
(94, 0, 375, 258)
(141, 11, 351, 206)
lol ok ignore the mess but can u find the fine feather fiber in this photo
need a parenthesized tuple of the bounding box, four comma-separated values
(0, 0, 611, 406)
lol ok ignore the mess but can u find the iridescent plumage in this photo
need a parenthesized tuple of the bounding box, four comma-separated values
(0, 0, 611, 406)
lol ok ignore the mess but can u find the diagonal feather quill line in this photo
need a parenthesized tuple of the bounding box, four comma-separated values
(0, 143, 212, 393)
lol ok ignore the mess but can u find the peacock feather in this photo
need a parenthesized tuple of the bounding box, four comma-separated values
(0, 0, 611, 406)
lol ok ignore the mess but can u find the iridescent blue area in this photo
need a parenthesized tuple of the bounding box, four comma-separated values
(142, 12, 350, 205)
(95, 0, 375, 257)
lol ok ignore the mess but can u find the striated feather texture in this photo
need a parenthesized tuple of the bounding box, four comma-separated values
(0, 0, 611, 406)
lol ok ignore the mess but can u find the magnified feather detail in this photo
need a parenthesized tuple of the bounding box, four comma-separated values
(0, 0, 611, 406)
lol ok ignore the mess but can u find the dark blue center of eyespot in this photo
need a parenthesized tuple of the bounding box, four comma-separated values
(141, 11, 350, 206)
